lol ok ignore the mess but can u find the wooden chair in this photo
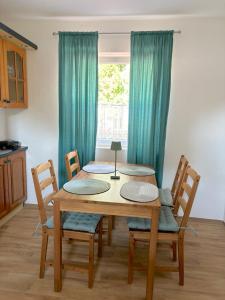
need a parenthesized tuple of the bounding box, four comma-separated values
(65, 150, 113, 245)
(65, 150, 80, 180)
(159, 155, 189, 207)
(128, 166, 200, 285)
(31, 160, 103, 288)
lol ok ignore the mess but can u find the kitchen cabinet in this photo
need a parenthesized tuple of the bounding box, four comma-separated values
(0, 149, 27, 219)
(0, 39, 4, 103)
(0, 22, 37, 109)
(0, 156, 9, 218)
(0, 39, 28, 108)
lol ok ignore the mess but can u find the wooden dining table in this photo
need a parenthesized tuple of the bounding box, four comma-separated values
(52, 162, 160, 300)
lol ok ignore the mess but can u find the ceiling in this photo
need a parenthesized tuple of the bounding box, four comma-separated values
(0, 0, 225, 19)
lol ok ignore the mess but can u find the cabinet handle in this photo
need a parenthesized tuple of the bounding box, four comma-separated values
(3, 99, 10, 103)
(4, 160, 11, 164)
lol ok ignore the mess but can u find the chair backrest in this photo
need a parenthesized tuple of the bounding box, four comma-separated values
(174, 166, 200, 234)
(171, 155, 189, 204)
(65, 150, 80, 181)
(31, 160, 58, 225)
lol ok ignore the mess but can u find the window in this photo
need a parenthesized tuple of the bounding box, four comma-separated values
(96, 63, 129, 149)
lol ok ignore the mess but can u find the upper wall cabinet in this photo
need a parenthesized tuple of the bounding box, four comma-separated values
(0, 39, 3, 103)
(0, 22, 37, 109)
(1, 40, 28, 108)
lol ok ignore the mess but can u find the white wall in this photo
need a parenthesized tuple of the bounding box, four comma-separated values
(1, 17, 225, 220)
(0, 110, 6, 140)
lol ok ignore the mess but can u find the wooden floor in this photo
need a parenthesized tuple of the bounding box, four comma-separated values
(0, 204, 224, 300)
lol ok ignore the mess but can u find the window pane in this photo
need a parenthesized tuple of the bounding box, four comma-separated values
(97, 64, 129, 148)
(18, 81, 24, 102)
(7, 51, 16, 78)
(97, 103, 128, 148)
(16, 53, 23, 80)
(8, 79, 17, 103)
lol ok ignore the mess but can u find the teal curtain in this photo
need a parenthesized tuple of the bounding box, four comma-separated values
(127, 31, 173, 187)
(58, 32, 98, 187)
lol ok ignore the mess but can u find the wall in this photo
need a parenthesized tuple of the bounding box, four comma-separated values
(0, 110, 6, 139)
(1, 17, 225, 220)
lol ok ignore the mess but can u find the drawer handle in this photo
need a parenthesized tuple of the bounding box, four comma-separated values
(4, 160, 11, 164)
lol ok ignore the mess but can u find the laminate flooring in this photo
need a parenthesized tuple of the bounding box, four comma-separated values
(0, 205, 224, 300)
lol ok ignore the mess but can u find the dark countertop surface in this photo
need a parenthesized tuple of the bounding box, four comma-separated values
(0, 146, 28, 158)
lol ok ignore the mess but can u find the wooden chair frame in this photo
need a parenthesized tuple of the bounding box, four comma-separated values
(65, 150, 80, 180)
(128, 166, 200, 286)
(31, 159, 103, 288)
(64, 150, 113, 245)
(171, 155, 189, 205)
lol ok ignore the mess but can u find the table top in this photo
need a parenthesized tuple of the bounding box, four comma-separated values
(53, 162, 160, 210)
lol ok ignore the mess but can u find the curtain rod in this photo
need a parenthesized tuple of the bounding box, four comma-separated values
(52, 30, 181, 36)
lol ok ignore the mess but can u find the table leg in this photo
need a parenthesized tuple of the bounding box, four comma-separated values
(146, 207, 160, 300)
(54, 200, 62, 292)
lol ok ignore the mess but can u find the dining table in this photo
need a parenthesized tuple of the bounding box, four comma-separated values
(52, 161, 161, 300)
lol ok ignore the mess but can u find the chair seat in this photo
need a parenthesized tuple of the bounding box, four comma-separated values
(159, 188, 173, 206)
(46, 212, 102, 233)
(127, 206, 179, 232)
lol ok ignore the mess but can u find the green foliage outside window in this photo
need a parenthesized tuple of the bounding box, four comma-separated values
(99, 64, 129, 105)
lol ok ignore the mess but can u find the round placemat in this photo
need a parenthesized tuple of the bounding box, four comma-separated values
(118, 166, 155, 176)
(83, 164, 115, 174)
(63, 179, 111, 195)
(120, 181, 158, 202)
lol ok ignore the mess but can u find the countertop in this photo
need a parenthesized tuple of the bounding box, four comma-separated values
(0, 146, 28, 158)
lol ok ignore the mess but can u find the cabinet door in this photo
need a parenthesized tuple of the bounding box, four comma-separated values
(0, 39, 4, 106)
(0, 157, 10, 218)
(3, 41, 28, 108)
(8, 151, 27, 209)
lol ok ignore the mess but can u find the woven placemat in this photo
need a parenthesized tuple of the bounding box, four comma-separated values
(120, 181, 158, 202)
(118, 166, 155, 176)
(63, 179, 111, 195)
(83, 164, 115, 174)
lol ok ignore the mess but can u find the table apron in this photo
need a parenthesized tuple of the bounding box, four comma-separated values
(57, 200, 157, 219)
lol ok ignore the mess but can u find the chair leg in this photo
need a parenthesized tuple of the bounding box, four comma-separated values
(172, 241, 177, 261)
(128, 232, 135, 284)
(88, 235, 94, 288)
(112, 216, 116, 229)
(39, 232, 48, 278)
(107, 216, 113, 246)
(98, 220, 103, 258)
(178, 238, 184, 285)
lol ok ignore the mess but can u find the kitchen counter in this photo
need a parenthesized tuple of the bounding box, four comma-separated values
(0, 146, 28, 158)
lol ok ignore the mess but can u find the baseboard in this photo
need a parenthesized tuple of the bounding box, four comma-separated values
(0, 204, 23, 228)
